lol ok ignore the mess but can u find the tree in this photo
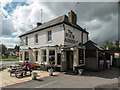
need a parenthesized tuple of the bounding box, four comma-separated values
(118, 1, 120, 6)
(13, 45, 19, 53)
(0, 44, 7, 54)
(102, 40, 120, 50)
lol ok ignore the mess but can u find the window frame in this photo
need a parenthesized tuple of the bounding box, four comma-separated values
(35, 34, 38, 44)
(42, 49, 47, 62)
(25, 37, 28, 45)
(49, 49, 55, 65)
(47, 30, 52, 42)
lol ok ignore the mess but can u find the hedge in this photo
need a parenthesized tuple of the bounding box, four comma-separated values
(113, 58, 120, 68)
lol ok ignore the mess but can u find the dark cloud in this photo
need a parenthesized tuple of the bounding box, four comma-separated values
(42, 2, 118, 45)
(1, 2, 118, 46)
(2, 19, 15, 35)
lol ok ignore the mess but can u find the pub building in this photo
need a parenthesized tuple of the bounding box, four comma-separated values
(19, 10, 89, 72)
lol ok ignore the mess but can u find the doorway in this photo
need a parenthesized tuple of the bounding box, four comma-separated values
(57, 53, 61, 65)
(66, 51, 73, 71)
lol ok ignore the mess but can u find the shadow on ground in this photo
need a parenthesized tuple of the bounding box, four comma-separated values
(84, 67, 119, 79)
(16, 74, 31, 79)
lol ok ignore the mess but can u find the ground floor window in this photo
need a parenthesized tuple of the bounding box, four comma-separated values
(35, 51, 38, 62)
(78, 49, 84, 64)
(42, 49, 46, 62)
(25, 51, 29, 61)
(49, 50, 55, 64)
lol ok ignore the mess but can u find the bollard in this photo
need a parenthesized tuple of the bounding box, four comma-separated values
(32, 72, 37, 80)
(48, 68, 53, 76)
(78, 69, 83, 75)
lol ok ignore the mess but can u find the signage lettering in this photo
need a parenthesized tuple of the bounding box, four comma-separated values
(65, 30, 78, 44)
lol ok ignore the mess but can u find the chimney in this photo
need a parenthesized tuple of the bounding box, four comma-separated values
(37, 22, 42, 27)
(68, 10, 77, 25)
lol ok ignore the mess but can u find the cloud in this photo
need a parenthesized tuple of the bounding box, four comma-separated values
(2, 19, 15, 35)
(0, 2, 118, 48)
(0, 36, 19, 48)
(0, 0, 13, 7)
(11, 2, 56, 35)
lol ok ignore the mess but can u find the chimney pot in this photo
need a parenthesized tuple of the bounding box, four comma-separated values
(68, 10, 77, 25)
(37, 22, 42, 27)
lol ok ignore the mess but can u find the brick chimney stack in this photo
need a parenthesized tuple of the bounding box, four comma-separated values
(68, 10, 77, 25)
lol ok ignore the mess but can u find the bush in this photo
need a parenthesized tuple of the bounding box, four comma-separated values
(113, 58, 120, 68)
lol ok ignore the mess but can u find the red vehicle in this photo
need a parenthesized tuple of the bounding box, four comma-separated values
(16, 52, 19, 56)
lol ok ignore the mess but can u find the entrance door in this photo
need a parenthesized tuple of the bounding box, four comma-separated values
(66, 51, 73, 71)
(57, 53, 61, 65)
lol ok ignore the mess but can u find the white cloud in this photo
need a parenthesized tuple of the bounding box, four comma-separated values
(0, 0, 13, 7)
(1, 2, 118, 48)
(11, 2, 56, 36)
(1, 2, 56, 48)
(0, 36, 19, 48)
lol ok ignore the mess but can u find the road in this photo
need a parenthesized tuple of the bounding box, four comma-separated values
(3, 68, 119, 88)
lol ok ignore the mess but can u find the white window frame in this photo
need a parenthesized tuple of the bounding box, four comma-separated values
(42, 49, 47, 62)
(47, 30, 52, 42)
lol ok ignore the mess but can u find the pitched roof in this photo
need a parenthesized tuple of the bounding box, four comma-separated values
(19, 14, 88, 37)
(83, 40, 104, 51)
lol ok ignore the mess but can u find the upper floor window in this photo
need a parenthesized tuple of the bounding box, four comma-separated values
(48, 31, 52, 41)
(25, 37, 28, 45)
(35, 34, 38, 43)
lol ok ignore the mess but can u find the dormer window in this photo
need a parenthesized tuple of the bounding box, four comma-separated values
(25, 37, 28, 45)
(48, 31, 52, 41)
(35, 34, 38, 44)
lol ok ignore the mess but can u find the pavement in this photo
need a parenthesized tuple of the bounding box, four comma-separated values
(2, 67, 120, 88)
(0, 69, 60, 87)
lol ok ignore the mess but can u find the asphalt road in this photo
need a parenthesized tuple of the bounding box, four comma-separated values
(3, 68, 120, 88)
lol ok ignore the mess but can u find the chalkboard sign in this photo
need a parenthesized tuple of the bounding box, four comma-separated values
(79, 49, 84, 64)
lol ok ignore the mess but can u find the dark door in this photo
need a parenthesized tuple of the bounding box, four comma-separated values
(57, 53, 61, 65)
(66, 51, 73, 71)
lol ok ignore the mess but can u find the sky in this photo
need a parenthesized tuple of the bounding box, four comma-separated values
(0, 0, 119, 48)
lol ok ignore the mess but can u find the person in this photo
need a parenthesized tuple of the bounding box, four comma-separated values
(21, 61, 32, 76)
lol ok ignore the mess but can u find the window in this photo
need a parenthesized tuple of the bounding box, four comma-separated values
(25, 51, 29, 61)
(35, 34, 38, 43)
(49, 50, 55, 64)
(35, 51, 38, 62)
(48, 31, 52, 41)
(25, 37, 28, 45)
(42, 50, 46, 62)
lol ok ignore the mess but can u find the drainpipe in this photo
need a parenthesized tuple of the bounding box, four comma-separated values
(63, 23, 66, 31)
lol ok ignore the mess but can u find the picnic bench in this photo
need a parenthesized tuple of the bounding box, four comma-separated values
(9, 64, 32, 78)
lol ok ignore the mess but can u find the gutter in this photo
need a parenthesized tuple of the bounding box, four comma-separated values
(19, 21, 89, 37)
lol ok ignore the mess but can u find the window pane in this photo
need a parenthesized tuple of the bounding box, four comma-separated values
(48, 31, 52, 41)
(42, 50, 46, 62)
(25, 51, 29, 61)
(49, 50, 55, 65)
(35, 34, 38, 43)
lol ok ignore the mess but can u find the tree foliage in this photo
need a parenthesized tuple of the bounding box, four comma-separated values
(102, 40, 120, 50)
(13, 45, 19, 53)
(0, 44, 7, 54)
(118, 1, 120, 6)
